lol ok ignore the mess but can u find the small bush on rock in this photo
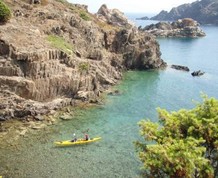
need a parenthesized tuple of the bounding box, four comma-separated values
(0, 1, 12, 24)
(55, 0, 68, 4)
(80, 11, 90, 21)
(79, 62, 90, 72)
(47, 35, 73, 54)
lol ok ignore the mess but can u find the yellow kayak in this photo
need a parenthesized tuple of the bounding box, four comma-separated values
(54, 137, 101, 146)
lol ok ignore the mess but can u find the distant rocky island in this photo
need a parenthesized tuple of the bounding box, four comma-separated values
(150, 0, 218, 25)
(136, 16, 149, 20)
(141, 18, 206, 38)
(0, 0, 166, 130)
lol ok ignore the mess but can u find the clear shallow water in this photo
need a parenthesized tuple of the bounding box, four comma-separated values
(1, 23, 218, 178)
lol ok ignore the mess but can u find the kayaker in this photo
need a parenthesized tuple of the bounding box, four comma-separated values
(84, 133, 89, 141)
(71, 133, 77, 142)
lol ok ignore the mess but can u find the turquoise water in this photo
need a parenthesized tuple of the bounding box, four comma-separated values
(1, 24, 218, 177)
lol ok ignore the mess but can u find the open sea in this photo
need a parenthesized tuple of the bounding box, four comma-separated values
(0, 14, 218, 178)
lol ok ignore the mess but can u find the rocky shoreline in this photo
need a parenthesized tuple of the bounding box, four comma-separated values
(0, 1, 166, 141)
(141, 18, 206, 38)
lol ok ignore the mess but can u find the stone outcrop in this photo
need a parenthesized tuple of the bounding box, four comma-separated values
(0, 0, 166, 121)
(171, 65, 205, 77)
(171, 65, 190, 72)
(96, 4, 134, 28)
(150, 0, 218, 25)
(191, 70, 205, 77)
(142, 18, 206, 38)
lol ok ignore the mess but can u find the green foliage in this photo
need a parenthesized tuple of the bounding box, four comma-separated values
(80, 11, 91, 21)
(0, 1, 12, 24)
(47, 35, 73, 54)
(55, 0, 68, 4)
(78, 62, 89, 72)
(135, 96, 218, 178)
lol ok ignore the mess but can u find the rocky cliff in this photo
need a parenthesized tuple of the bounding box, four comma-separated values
(0, 1, 166, 121)
(143, 18, 206, 38)
(150, 0, 218, 25)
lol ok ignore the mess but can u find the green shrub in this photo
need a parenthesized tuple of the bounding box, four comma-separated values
(135, 95, 218, 178)
(0, 1, 12, 24)
(80, 11, 90, 21)
(79, 62, 89, 72)
(47, 35, 73, 54)
(55, 0, 68, 4)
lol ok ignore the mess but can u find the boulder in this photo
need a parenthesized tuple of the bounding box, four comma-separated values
(191, 70, 205, 76)
(60, 114, 73, 120)
(171, 65, 190, 71)
(0, 116, 6, 121)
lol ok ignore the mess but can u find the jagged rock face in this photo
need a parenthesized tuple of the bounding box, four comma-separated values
(96, 4, 134, 28)
(143, 18, 206, 38)
(109, 28, 166, 69)
(150, 0, 218, 25)
(0, 0, 166, 120)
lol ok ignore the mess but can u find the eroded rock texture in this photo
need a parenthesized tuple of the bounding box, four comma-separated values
(143, 18, 206, 38)
(0, 0, 166, 120)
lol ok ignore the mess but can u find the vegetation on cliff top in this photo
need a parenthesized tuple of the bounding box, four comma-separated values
(55, 0, 68, 4)
(47, 35, 73, 54)
(135, 95, 218, 178)
(80, 11, 91, 21)
(0, 1, 11, 24)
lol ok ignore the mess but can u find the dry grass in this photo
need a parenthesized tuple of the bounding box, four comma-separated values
(41, 0, 48, 6)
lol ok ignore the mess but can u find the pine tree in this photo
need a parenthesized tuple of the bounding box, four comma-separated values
(135, 95, 218, 178)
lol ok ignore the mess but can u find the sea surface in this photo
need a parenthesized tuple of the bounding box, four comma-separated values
(1, 14, 218, 178)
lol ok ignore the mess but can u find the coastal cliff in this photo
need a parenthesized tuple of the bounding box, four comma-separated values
(0, 1, 166, 122)
(150, 0, 218, 25)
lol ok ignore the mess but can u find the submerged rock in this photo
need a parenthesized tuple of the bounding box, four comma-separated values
(107, 90, 122, 96)
(171, 65, 190, 72)
(191, 70, 205, 76)
(60, 115, 73, 120)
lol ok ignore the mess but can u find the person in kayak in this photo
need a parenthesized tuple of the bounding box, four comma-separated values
(71, 133, 77, 142)
(84, 133, 89, 141)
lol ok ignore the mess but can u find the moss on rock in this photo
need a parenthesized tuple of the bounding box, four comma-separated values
(0, 1, 11, 24)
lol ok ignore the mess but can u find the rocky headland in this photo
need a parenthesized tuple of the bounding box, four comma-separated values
(142, 18, 206, 38)
(0, 1, 166, 137)
(150, 0, 218, 25)
(136, 16, 149, 20)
